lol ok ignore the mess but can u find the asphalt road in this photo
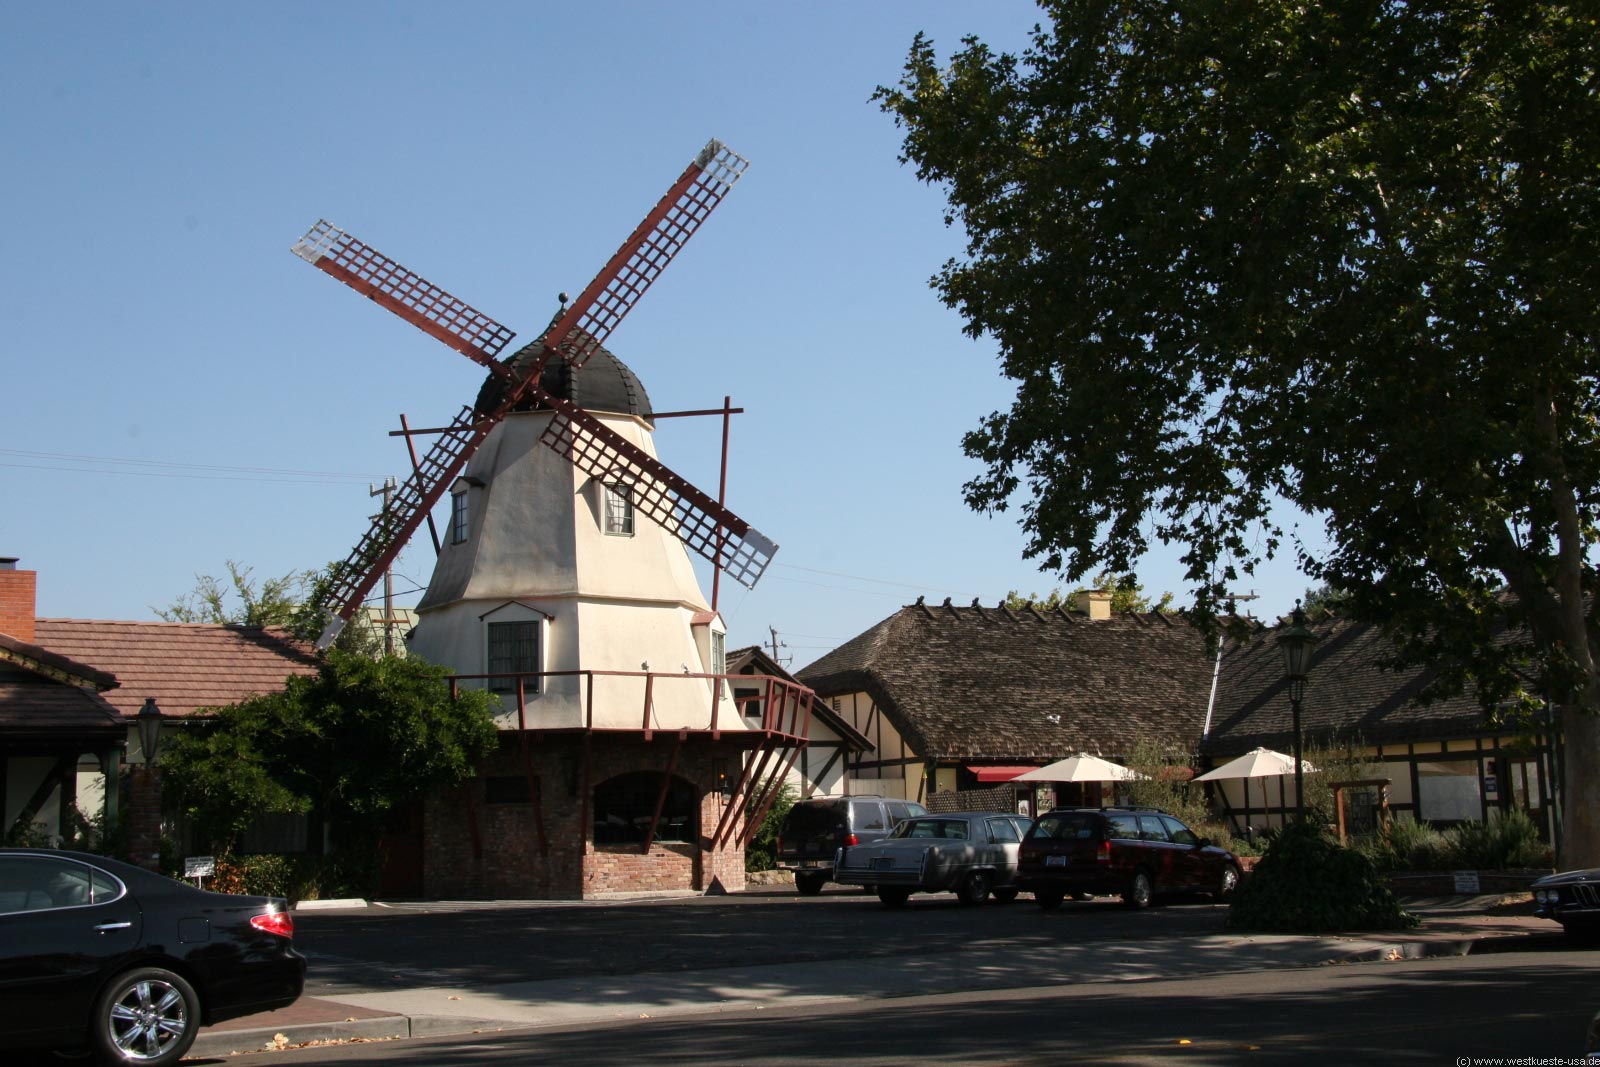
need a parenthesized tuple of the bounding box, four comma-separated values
(291, 887, 1236, 995)
(206, 948, 1598, 1066)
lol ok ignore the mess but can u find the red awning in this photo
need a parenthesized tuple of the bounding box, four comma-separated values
(967, 765, 1038, 784)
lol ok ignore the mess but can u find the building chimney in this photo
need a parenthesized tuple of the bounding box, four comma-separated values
(0, 557, 37, 643)
(1084, 589, 1112, 621)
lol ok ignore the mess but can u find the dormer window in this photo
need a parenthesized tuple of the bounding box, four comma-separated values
(449, 476, 483, 545)
(604, 482, 635, 536)
(711, 629, 726, 676)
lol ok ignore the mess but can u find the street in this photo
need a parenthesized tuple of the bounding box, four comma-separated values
(202, 949, 1596, 1066)
(151, 886, 1580, 1065)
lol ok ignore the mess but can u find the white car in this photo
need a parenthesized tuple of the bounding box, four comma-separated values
(832, 812, 1033, 907)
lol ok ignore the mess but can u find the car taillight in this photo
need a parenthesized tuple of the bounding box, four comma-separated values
(846, 834, 859, 847)
(1097, 840, 1111, 864)
(250, 909, 294, 939)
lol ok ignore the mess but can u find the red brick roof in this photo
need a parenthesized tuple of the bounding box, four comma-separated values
(33, 620, 320, 718)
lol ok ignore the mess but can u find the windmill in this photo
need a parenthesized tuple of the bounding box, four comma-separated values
(291, 139, 776, 650)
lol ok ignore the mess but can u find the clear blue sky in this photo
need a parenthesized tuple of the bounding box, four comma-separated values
(2, 1, 1315, 667)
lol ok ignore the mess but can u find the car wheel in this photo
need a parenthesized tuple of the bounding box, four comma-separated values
(92, 966, 199, 1067)
(1035, 889, 1065, 911)
(1216, 864, 1241, 901)
(795, 872, 827, 896)
(1123, 869, 1154, 909)
(876, 887, 911, 908)
(958, 870, 993, 906)
(992, 887, 1020, 904)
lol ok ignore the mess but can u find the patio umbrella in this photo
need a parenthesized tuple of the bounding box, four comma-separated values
(1013, 753, 1144, 783)
(1194, 747, 1317, 834)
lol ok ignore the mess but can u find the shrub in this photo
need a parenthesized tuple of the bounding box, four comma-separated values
(1359, 814, 1451, 871)
(745, 785, 797, 873)
(1442, 809, 1552, 870)
(1227, 821, 1417, 933)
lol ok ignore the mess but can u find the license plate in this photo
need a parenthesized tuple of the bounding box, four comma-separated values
(872, 858, 894, 871)
(1045, 855, 1067, 868)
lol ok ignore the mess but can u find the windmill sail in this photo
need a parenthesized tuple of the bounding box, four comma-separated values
(295, 139, 759, 648)
(537, 390, 778, 588)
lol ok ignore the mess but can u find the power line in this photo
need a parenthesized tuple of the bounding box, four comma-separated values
(0, 448, 386, 484)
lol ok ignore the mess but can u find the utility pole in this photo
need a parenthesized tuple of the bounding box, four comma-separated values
(369, 478, 397, 655)
(768, 626, 789, 667)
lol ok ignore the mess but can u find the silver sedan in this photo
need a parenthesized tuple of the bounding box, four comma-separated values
(832, 812, 1033, 906)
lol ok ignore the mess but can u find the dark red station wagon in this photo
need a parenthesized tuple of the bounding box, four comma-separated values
(1017, 807, 1242, 909)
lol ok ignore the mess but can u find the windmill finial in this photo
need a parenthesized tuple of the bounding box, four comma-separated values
(547, 292, 570, 330)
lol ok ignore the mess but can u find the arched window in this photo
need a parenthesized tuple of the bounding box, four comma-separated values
(593, 772, 697, 845)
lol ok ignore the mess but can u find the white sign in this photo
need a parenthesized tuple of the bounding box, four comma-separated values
(1453, 869, 1481, 894)
(184, 855, 216, 879)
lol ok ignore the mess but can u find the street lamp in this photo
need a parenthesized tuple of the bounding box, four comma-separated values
(137, 697, 162, 765)
(1276, 603, 1319, 821)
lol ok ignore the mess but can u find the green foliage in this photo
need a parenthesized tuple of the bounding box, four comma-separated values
(878, 3, 1600, 864)
(1121, 739, 1209, 828)
(1441, 809, 1552, 870)
(154, 560, 309, 627)
(204, 849, 378, 903)
(1006, 571, 1174, 614)
(161, 650, 499, 853)
(746, 784, 798, 873)
(1228, 821, 1417, 933)
(1301, 585, 1352, 615)
(1363, 815, 1452, 872)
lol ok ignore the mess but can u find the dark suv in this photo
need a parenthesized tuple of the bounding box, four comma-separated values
(775, 795, 927, 895)
(1016, 807, 1241, 909)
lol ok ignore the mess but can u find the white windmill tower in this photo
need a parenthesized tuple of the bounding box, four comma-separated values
(290, 141, 811, 898)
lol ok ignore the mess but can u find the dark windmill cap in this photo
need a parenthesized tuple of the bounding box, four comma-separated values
(475, 330, 653, 422)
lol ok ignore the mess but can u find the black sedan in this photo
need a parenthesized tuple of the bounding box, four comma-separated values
(1532, 866, 1600, 940)
(0, 848, 305, 1065)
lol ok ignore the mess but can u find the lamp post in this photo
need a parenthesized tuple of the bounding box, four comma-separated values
(137, 697, 162, 765)
(1276, 603, 1319, 822)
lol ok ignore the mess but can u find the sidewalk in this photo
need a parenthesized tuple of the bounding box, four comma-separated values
(189, 895, 1560, 1059)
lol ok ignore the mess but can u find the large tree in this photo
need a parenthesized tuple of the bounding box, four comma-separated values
(878, 3, 1600, 863)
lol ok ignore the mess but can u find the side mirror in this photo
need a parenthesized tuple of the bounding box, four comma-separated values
(1195, 837, 1212, 849)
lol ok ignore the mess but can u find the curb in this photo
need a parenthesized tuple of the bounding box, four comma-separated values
(190, 1014, 509, 1057)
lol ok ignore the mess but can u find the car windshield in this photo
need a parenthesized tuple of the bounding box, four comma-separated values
(894, 818, 970, 840)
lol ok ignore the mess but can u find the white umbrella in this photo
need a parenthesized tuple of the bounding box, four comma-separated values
(1194, 747, 1316, 782)
(1194, 747, 1317, 835)
(1013, 753, 1144, 783)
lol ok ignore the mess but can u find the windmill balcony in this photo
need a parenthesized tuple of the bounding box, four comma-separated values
(446, 668, 815, 743)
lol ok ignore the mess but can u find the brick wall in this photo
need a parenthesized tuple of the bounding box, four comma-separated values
(423, 734, 749, 899)
(0, 566, 36, 642)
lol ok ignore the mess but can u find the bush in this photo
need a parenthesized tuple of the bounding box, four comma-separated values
(1357, 814, 1451, 871)
(1227, 821, 1417, 933)
(745, 785, 797, 873)
(1442, 809, 1552, 870)
(200, 849, 376, 903)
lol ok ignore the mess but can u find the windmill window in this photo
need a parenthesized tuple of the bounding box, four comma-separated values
(487, 620, 541, 694)
(450, 490, 470, 544)
(604, 482, 635, 536)
(711, 630, 726, 676)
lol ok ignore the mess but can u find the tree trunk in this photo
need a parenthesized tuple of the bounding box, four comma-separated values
(1561, 699, 1600, 870)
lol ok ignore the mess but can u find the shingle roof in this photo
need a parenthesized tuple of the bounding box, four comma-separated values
(796, 602, 1219, 761)
(33, 620, 319, 718)
(0, 670, 125, 746)
(0, 630, 117, 689)
(1207, 616, 1495, 751)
